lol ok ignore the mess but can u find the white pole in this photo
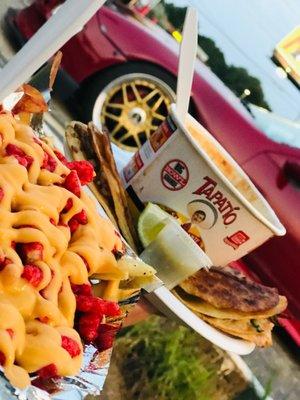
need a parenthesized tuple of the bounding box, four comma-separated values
(0, 0, 106, 103)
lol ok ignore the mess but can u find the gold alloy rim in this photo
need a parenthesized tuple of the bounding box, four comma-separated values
(99, 77, 174, 151)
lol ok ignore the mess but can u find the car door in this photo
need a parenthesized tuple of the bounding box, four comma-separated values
(242, 148, 300, 320)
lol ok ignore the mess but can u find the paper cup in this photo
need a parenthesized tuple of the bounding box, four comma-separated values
(122, 104, 285, 266)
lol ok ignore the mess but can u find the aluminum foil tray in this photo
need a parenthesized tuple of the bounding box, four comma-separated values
(0, 129, 141, 399)
(0, 295, 139, 399)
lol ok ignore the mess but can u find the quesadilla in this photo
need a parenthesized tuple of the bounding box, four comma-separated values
(199, 314, 273, 347)
(180, 266, 279, 312)
(174, 286, 287, 320)
(176, 266, 287, 347)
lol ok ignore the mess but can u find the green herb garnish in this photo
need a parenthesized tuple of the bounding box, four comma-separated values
(250, 319, 263, 332)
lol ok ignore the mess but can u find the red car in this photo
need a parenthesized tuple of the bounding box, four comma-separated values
(5, 0, 300, 342)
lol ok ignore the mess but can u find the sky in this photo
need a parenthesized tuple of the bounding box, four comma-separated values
(172, 0, 300, 121)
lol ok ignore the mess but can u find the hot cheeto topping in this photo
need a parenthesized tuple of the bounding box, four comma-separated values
(0, 114, 125, 389)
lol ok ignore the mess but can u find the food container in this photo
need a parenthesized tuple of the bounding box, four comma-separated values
(122, 104, 285, 266)
(140, 221, 212, 289)
(0, 137, 140, 400)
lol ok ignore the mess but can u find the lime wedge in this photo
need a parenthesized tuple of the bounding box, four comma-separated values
(138, 203, 177, 247)
(140, 221, 212, 288)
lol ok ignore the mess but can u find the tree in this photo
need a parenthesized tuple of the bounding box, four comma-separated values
(163, 1, 186, 31)
(161, 1, 270, 110)
(198, 35, 227, 79)
(224, 66, 270, 110)
(198, 36, 270, 109)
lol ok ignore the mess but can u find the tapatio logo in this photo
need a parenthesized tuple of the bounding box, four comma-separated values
(192, 176, 240, 225)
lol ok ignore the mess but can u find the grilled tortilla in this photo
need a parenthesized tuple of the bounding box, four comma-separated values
(178, 266, 287, 346)
(198, 314, 273, 347)
(174, 286, 287, 320)
(180, 266, 279, 313)
(88, 123, 140, 252)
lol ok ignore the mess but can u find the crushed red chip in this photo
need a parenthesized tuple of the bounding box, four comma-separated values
(73, 209, 88, 225)
(63, 170, 81, 197)
(6, 144, 25, 157)
(13, 154, 27, 167)
(62, 198, 73, 213)
(71, 283, 92, 296)
(49, 218, 56, 225)
(75, 295, 98, 312)
(6, 144, 33, 169)
(61, 335, 81, 358)
(0, 188, 4, 202)
(14, 154, 33, 169)
(68, 218, 79, 234)
(78, 313, 101, 342)
(67, 160, 94, 186)
(0, 351, 6, 366)
(75, 294, 120, 318)
(25, 155, 34, 168)
(42, 151, 57, 172)
(37, 363, 58, 379)
(21, 264, 43, 287)
(18, 242, 44, 262)
(68, 209, 88, 233)
(96, 324, 120, 352)
(97, 334, 114, 352)
(103, 301, 121, 317)
(54, 149, 68, 165)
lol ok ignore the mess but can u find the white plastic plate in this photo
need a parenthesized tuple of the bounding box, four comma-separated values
(64, 139, 255, 355)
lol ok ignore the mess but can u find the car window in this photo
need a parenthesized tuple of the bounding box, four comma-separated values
(249, 104, 300, 149)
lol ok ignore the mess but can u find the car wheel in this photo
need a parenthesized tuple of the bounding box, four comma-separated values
(78, 62, 177, 152)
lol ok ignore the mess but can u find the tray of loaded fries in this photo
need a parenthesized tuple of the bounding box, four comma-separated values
(0, 85, 157, 399)
(0, 83, 288, 399)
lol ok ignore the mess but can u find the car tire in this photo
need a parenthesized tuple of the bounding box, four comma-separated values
(77, 62, 178, 151)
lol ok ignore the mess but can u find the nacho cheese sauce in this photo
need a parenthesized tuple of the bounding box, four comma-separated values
(0, 114, 125, 388)
(187, 123, 258, 204)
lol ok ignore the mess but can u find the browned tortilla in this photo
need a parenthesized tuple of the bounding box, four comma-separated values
(88, 123, 140, 253)
(180, 266, 279, 313)
(198, 313, 274, 347)
(174, 286, 287, 320)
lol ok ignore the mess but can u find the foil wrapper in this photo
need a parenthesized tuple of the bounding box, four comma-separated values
(0, 344, 111, 399)
(0, 105, 142, 398)
(0, 292, 139, 399)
